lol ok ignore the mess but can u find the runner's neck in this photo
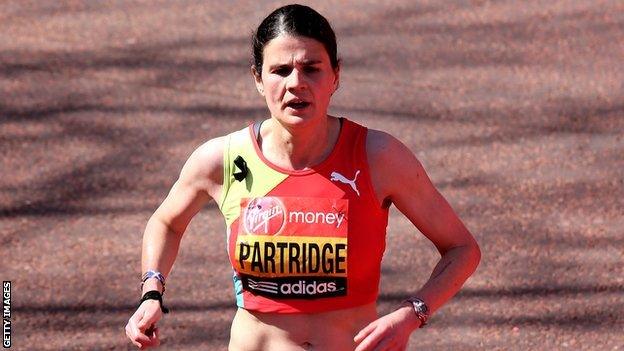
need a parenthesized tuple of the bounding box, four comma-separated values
(256, 116, 342, 171)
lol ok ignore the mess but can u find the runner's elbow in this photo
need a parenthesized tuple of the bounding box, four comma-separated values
(147, 213, 186, 237)
(465, 242, 481, 272)
(443, 241, 481, 272)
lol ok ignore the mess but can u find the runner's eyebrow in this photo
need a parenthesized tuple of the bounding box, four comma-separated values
(300, 60, 322, 65)
(268, 60, 323, 70)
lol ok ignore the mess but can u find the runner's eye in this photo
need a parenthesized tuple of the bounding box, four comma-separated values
(303, 66, 319, 73)
(273, 67, 292, 76)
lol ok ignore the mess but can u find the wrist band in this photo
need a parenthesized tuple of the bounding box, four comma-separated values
(141, 270, 166, 293)
(139, 290, 170, 314)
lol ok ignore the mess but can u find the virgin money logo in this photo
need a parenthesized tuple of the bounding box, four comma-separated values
(243, 197, 285, 235)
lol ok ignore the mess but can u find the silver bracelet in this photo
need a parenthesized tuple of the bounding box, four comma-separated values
(141, 270, 166, 293)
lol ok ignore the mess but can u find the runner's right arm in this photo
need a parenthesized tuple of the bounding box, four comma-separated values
(126, 136, 225, 349)
(141, 136, 225, 290)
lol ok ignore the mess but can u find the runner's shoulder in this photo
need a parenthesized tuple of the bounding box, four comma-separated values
(179, 136, 227, 189)
(365, 128, 426, 188)
(366, 128, 416, 166)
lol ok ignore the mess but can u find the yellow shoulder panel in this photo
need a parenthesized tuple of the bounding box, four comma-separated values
(217, 126, 288, 226)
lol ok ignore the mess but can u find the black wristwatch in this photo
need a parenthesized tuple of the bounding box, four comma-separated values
(403, 297, 429, 327)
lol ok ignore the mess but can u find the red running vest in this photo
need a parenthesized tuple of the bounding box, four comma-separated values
(217, 117, 389, 313)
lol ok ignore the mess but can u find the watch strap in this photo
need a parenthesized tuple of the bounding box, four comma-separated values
(139, 290, 170, 314)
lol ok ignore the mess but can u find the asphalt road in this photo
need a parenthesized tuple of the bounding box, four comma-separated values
(1, 1, 623, 350)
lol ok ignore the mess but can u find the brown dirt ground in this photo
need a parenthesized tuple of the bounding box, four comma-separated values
(1, 1, 623, 350)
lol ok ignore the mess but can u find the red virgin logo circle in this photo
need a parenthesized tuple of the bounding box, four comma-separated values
(243, 197, 285, 235)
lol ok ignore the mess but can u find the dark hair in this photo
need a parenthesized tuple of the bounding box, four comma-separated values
(252, 4, 339, 75)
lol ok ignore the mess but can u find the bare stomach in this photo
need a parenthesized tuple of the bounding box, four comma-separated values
(228, 302, 378, 351)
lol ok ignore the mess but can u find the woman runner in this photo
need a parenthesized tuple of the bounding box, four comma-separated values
(125, 4, 481, 350)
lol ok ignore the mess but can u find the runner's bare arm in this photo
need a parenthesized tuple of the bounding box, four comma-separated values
(126, 136, 225, 349)
(372, 129, 480, 314)
(354, 130, 481, 351)
(141, 136, 225, 292)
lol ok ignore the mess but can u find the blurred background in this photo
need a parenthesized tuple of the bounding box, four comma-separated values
(1, 0, 622, 349)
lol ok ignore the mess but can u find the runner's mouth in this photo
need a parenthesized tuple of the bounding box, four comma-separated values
(285, 101, 311, 110)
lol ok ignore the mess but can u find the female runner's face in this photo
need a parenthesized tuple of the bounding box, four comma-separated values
(253, 34, 339, 127)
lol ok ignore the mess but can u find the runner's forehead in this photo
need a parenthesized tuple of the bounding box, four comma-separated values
(265, 55, 325, 69)
(263, 35, 329, 68)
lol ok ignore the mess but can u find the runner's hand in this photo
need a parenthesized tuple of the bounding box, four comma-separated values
(125, 300, 163, 349)
(353, 306, 421, 351)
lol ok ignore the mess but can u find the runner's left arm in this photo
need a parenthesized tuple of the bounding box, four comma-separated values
(354, 130, 481, 351)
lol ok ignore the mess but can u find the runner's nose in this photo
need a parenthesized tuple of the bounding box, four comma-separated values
(286, 68, 307, 91)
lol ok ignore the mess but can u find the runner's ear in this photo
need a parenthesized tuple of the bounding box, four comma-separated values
(332, 61, 340, 94)
(251, 66, 265, 96)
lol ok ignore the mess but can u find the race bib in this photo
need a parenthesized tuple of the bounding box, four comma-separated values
(235, 196, 348, 299)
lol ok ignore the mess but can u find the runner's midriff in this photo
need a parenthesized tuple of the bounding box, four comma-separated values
(229, 302, 378, 351)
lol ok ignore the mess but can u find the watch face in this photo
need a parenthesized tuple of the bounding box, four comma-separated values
(412, 299, 428, 314)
